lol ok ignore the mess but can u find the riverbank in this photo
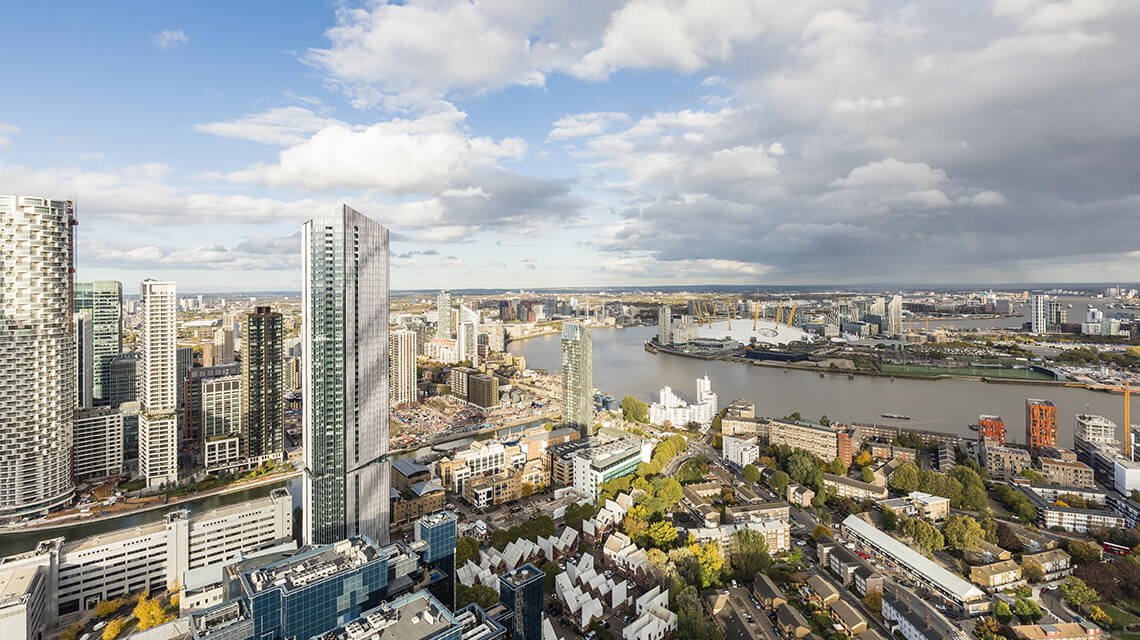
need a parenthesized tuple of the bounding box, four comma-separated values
(2, 470, 301, 535)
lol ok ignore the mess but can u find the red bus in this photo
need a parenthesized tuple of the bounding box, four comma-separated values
(1103, 542, 1131, 556)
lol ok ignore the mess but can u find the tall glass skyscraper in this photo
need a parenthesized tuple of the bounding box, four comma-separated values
(560, 322, 593, 435)
(302, 205, 390, 546)
(0, 195, 77, 521)
(416, 512, 457, 610)
(74, 280, 123, 406)
(499, 564, 544, 640)
(243, 305, 284, 464)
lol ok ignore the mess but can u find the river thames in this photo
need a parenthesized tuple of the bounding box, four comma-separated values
(507, 324, 1130, 446)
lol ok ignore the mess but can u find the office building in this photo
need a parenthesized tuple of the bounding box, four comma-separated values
(842, 515, 987, 615)
(390, 329, 418, 408)
(1030, 295, 1048, 333)
(435, 440, 518, 492)
(560, 322, 593, 435)
(302, 205, 390, 545)
(649, 375, 718, 428)
(316, 591, 461, 640)
(177, 345, 194, 413)
(73, 407, 126, 480)
(120, 401, 141, 466)
(139, 279, 179, 488)
(0, 489, 291, 619)
(978, 415, 1005, 445)
(656, 306, 672, 345)
(500, 564, 544, 640)
(437, 290, 453, 338)
(202, 375, 243, 472)
(109, 352, 139, 408)
(768, 419, 855, 467)
(416, 512, 457, 610)
(468, 374, 499, 408)
(571, 439, 651, 502)
(74, 280, 123, 406)
(0, 563, 48, 640)
(1025, 399, 1057, 455)
(242, 306, 284, 465)
(0, 195, 77, 521)
(184, 363, 242, 445)
(74, 312, 94, 409)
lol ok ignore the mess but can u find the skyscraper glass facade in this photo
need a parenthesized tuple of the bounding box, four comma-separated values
(560, 322, 593, 435)
(499, 564, 543, 640)
(74, 280, 123, 406)
(416, 512, 457, 609)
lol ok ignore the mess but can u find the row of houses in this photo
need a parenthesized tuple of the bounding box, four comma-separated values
(553, 554, 629, 630)
(456, 527, 579, 589)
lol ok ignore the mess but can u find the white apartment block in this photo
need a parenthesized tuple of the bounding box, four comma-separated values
(0, 195, 77, 521)
(722, 435, 760, 468)
(0, 489, 291, 619)
(389, 329, 417, 407)
(0, 564, 48, 640)
(648, 375, 718, 428)
(436, 440, 516, 492)
(139, 280, 179, 488)
(73, 407, 125, 480)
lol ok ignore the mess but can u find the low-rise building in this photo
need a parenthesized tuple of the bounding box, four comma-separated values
(984, 444, 1032, 479)
(723, 435, 761, 469)
(853, 566, 883, 596)
(787, 483, 815, 507)
(822, 474, 888, 501)
(752, 573, 787, 610)
(776, 603, 811, 639)
(829, 599, 867, 636)
(969, 560, 1024, 591)
(1021, 549, 1072, 581)
(1017, 486, 1126, 533)
(806, 574, 839, 606)
(1009, 623, 1101, 640)
(1037, 458, 1095, 488)
(392, 482, 446, 527)
(882, 584, 969, 640)
(463, 471, 521, 509)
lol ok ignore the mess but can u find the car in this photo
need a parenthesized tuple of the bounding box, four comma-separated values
(93, 622, 107, 631)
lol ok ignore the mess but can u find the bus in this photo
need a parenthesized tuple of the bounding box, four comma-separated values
(1103, 541, 1131, 556)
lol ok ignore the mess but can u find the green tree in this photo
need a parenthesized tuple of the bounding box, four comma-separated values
(693, 541, 725, 588)
(648, 521, 679, 549)
(854, 450, 873, 468)
(787, 451, 822, 490)
(880, 507, 898, 532)
(769, 470, 789, 496)
(564, 502, 596, 531)
(861, 466, 875, 483)
(1013, 598, 1042, 623)
(993, 601, 1013, 623)
(521, 482, 535, 497)
(743, 464, 761, 483)
(819, 415, 831, 426)
(1059, 576, 1100, 607)
(828, 457, 848, 476)
(1022, 562, 1044, 583)
(864, 591, 882, 613)
(541, 560, 561, 591)
(889, 462, 920, 492)
(1063, 539, 1101, 565)
(456, 536, 481, 567)
(457, 584, 502, 610)
(729, 529, 771, 580)
(621, 396, 649, 423)
(783, 412, 802, 422)
(942, 514, 984, 552)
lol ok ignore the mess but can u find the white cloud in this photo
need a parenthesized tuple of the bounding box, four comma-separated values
(209, 105, 526, 193)
(195, 107, 343, 146)
(959, 190, 1007, 206)
(548, 112, 630, 141)
(831, 158, 948, 189)
(830, 96, 906, 114)
(767, 142, 786, 156)
(0, 121, 19, 148)
(153, 30, 188, 49)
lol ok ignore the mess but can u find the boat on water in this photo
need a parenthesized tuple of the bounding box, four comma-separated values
(881, 413, 912, 420)
(968, 423, 979, 431)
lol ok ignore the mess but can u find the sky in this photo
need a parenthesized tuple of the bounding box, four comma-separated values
(3, 0, 1140, 292)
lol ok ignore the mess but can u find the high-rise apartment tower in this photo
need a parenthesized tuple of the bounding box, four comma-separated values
(243, 306, 284, 465)
(74, 280, 122, 406)
(560, 322, 594, 435)
(139, 280, 179, 488)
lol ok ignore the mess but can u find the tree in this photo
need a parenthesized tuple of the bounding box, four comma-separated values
(854, 450, 873, 468)
(564, 502, 595, 531)
(103, 619, 127, 640)
(693, 541, 725, 588)
(993, 600, 1013, 623)
(863, 591, 882, 613)
(1088, 605, 1113, 628)
(975, 617, 1003, 640)
(490, 529, 511, 551)
(542, 560, 561, 591)
(811, 524, 831, 540)
(1013, 598, 1042, 623)
(819, 415, 831, 426)
(730, 529, 771, 580)
(942, 514, 984, 552)
(621, 396, 649, 423)
(889, 462, 920, 492)
(784, 412, 802, 422)
(861, 466, 875, 483)
(995, 523, 1023, 552)
(647, 521, 679, 549)
(743, 464, 761, 483)
(880, 508, 898, 532)
(521, 482, 535, 497)
(1059, 576, 1100, 607)
(1064, 539, 1102, 565)
(786, 451, 822, 490)
(828, 458, 847, 476)
(94, 598, 122, 618)
(1022, 562, 1044, 583)
(769, 470, 789, 496)
(456, 536, 481, 567)
(457, 584, 501, 610)
(133, 593, 168, 631)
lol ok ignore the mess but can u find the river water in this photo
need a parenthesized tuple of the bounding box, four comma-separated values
(508, 325, 1130, 446)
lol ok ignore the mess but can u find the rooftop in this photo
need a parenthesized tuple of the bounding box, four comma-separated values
(501, 563, 543, 589)
(393, 458, 431, 478)
(245, 537, 380, 594)
(0, 565, 40, 607)
(843, 515, 985, 602)
(883, 586, 968, 640)
(320, 591, 457, 640)
(972, 560, 1020, 578)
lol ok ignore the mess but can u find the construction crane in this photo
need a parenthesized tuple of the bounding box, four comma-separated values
(786, 301, 797, 327)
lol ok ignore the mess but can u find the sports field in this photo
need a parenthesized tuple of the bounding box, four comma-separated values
(880, 363, 1053, 380)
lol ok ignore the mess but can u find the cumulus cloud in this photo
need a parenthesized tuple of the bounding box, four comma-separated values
(548, 112, 630, 141)
(0, 122, 19, 148)
(153, 30, 188, 49)
(195, 107, 343, 146)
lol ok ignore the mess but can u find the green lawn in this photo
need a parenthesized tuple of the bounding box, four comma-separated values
(880, 364, 1053, 380)
(1098, 603, 1140, 629)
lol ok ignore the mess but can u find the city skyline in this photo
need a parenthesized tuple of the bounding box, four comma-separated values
(4, 3, 1140, 290)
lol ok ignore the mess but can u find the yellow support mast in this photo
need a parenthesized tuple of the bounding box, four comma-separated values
(787, 301, 797, 327)
(776, 300, 783, 325)
(753, 302, 759, 331)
